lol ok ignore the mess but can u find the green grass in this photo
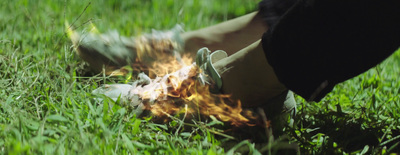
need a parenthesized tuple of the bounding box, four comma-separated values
(1, 0, 399, 154)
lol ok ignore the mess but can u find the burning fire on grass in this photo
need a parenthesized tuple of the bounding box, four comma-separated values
(97, 56, 259, 127)
(68, 25, 262, 127)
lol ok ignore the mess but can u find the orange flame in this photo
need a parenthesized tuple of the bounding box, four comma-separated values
(97, 33, 261, 127)
(126, 56, 258, 127)
(67, 23, 264, 127)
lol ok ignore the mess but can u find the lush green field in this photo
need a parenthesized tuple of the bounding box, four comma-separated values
(1, 0, 399, 154)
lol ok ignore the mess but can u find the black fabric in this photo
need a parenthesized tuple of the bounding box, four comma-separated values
(260, 0, 400, 101)
(258, 0, 297, 27)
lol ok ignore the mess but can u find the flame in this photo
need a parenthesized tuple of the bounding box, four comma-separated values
(126, 58, 259, 127)
(109, 40, 189, 78)
(66, 23, 262, 127)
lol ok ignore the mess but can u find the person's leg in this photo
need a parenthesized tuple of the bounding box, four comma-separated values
(71, 11, 268, 73)
(212, 39, 286, 107)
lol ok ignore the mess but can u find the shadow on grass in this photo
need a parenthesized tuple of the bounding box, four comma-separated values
(290, 104, 400, 154)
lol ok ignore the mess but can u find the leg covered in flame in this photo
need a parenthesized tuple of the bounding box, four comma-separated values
(92, 46, 295, 128)
(70, 11, 296, 129)
(93, 60, 258, 127)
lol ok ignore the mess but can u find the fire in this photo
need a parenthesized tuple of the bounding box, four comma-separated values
(66, 23, 260, 127)
(122, 55, 259, 127)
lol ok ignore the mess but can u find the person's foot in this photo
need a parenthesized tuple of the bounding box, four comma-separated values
(68, 25, 184, 74)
